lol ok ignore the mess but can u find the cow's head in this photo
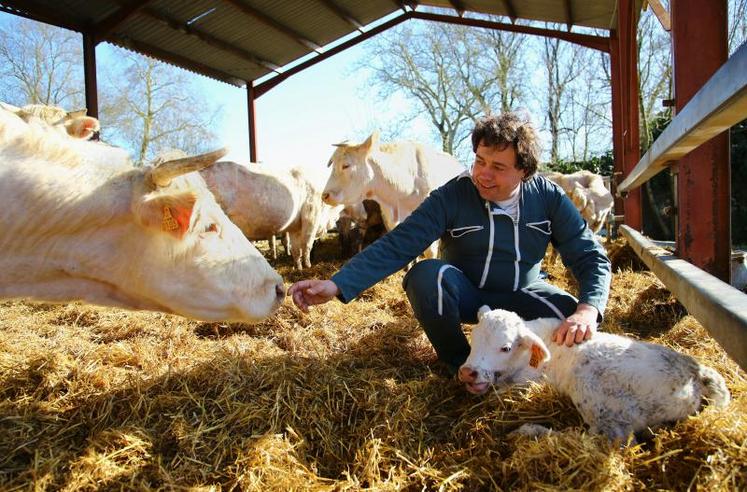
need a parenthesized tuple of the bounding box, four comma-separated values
(321, 131, 379, 206)
(458, 307, 549, 394)
(126, 149, 286, 322)
(10, 103, 100, 140)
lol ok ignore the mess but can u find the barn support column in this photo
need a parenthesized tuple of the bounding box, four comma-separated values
(610, 0, 642, 230)
(82, 32, 99, 120)
(247, 81, 258, 162)
(671, 0, 730, 281)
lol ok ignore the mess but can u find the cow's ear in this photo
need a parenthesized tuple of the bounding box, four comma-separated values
(65, 116, 100, 140)
(361, 130, 379, 152)
(519, 329, 550, 368)
(476, 305, 492, 322)
(134, 191, 197, 239)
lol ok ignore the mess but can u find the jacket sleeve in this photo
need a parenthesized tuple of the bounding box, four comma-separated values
(548, 185, 612, 318)
(331, 186, 451, 303)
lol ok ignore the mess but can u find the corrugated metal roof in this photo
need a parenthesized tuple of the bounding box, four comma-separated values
(0, 0, 642, 89)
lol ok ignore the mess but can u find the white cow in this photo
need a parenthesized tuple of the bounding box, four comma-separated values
(200, 161, 328, 270)
(321, 131, 464, 257)
(1, 102, 100, 140)
(0, 106, 284, 323)
(541, 170, 614, 233)
(459, 307, 730, 443)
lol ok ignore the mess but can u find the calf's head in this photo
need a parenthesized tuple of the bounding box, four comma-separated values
(322, 131, 378, 206)
(459, 307, 550, 394)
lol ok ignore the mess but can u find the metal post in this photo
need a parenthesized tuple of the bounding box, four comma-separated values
(671, 0, 730, 281)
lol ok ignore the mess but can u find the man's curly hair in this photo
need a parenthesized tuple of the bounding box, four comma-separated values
(471, 112, 541, 180)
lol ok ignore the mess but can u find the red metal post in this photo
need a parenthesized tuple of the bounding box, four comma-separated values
(615, 0, 642, 230)
(82, 32, 99, 120)
(247, 81, 257, 162)
(671, 0, 730, 280)
(609, 33, 625, 219)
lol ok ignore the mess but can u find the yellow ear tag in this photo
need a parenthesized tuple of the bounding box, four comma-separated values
(162, 206, 179, 232)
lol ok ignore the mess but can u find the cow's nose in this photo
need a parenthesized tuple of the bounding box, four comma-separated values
(458, 366, 477, 383)
(322, 192, 330, 202)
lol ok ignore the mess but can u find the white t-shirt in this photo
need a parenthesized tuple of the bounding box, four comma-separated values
(494, 187, 521, 221)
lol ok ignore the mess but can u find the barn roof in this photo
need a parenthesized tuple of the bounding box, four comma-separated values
(0, 0, 643, 93)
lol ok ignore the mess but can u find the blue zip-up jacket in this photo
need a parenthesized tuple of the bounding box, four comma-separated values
(331, 173, 612, 316)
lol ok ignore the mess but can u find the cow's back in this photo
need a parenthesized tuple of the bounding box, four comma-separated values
(201, 161, 304, 239)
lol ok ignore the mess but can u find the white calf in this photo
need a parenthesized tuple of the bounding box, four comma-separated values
(459, 307, 730, 442)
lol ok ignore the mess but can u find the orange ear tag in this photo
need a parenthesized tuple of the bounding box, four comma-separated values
(162, 206, 179, 232)
(529, 345, 543, 368)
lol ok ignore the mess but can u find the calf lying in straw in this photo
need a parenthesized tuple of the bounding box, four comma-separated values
(458, 307, 731, 443)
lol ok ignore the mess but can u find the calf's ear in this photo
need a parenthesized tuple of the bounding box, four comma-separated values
(476, 305, 492, 322)
(134, 191, 197, 239)
(519, 329, 550, 368)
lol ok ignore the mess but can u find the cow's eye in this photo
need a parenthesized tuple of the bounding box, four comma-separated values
(500, 345, 511, 353)
(341, 163, 350, 170)
(204, 223, 219, 234)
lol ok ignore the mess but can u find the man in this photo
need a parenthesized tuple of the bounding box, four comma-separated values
(289, 112, 611, 376)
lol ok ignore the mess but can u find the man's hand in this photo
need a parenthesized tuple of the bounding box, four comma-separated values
(553, 303, 598, 346)
(288, 279, 340, 313)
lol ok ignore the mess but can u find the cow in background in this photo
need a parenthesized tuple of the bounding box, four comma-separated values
(0, 106, 284, 322)
(1, 102, 100, 140)
(540, 170, 614, 233)
(200, 161, 329, 270)
(337, 200, 386, 258)
(321, 131, 464, 258)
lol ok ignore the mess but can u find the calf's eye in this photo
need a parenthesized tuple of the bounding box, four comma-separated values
(500, 345, 512, 353)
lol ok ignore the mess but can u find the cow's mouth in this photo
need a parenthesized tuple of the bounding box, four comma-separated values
(464, 381, 489, 394)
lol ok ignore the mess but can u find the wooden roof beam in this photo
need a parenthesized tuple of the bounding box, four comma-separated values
(318, 0, 364, 31)
(647, 0, 671, 31)
(221, 0, 322, 52)
(562, 0, 574, 31)
(94, 0, 152, 41)
(141, 7, 280, 72)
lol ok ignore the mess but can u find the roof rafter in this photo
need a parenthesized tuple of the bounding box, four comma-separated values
(220, 0, 322, 52)
(562, 0, 574, 30)
(112, 34, 245, 86)
(93, 0, 152, 41)
(0, 0, 83, 32)
(647, 0, 671, 31)
(141, 7, 280, 72)
(499, 0, 517, 23)
(447, 0, 466, 17)
(412, 11, 610, 52)
(318, 0, 364, 30)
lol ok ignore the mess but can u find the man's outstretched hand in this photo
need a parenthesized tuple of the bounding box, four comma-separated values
(288, 279, 340, 313)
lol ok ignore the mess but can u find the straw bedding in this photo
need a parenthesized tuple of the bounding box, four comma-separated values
(0, 238, 744, 491)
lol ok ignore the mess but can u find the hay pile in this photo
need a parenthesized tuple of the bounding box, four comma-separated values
(1, 238, 745, 490)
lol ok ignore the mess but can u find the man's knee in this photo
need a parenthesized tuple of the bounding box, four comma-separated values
(402, 259, 448, 293)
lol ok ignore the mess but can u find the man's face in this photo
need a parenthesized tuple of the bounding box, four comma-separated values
(471, 141, 525, 202)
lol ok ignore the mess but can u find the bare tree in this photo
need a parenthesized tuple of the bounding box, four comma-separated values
(100, 49, 221, 164)
(359, 20, 527, 158)
(0, 16, 83, 107)
(541, 32, 583, 163)
(729, 0, 747, 54)
(637, 9, 672, 151)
